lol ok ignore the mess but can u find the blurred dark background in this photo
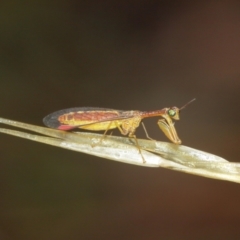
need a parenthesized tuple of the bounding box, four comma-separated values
(0, 1, 240, 239)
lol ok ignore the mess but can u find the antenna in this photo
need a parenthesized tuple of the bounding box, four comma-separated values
(179, 98, 196, 111)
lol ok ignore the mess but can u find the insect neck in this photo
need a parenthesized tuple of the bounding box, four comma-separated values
(140, 108, 168, 119)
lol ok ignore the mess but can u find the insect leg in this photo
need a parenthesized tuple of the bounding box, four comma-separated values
(91, 121, 113, 147)
(115, 121, 145, 163)
(128, 132, 146, 164)
(141, 122, 155, 140)
(157, 118, 181, 144)
(116, 124, 125, 135)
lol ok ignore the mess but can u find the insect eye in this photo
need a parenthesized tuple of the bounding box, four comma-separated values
(168, 109, 176, 117)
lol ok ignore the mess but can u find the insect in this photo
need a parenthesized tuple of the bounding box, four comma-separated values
(43, 99, 195, 162)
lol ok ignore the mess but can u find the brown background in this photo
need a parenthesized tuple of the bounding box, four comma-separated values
(0, 1, 240, 240)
